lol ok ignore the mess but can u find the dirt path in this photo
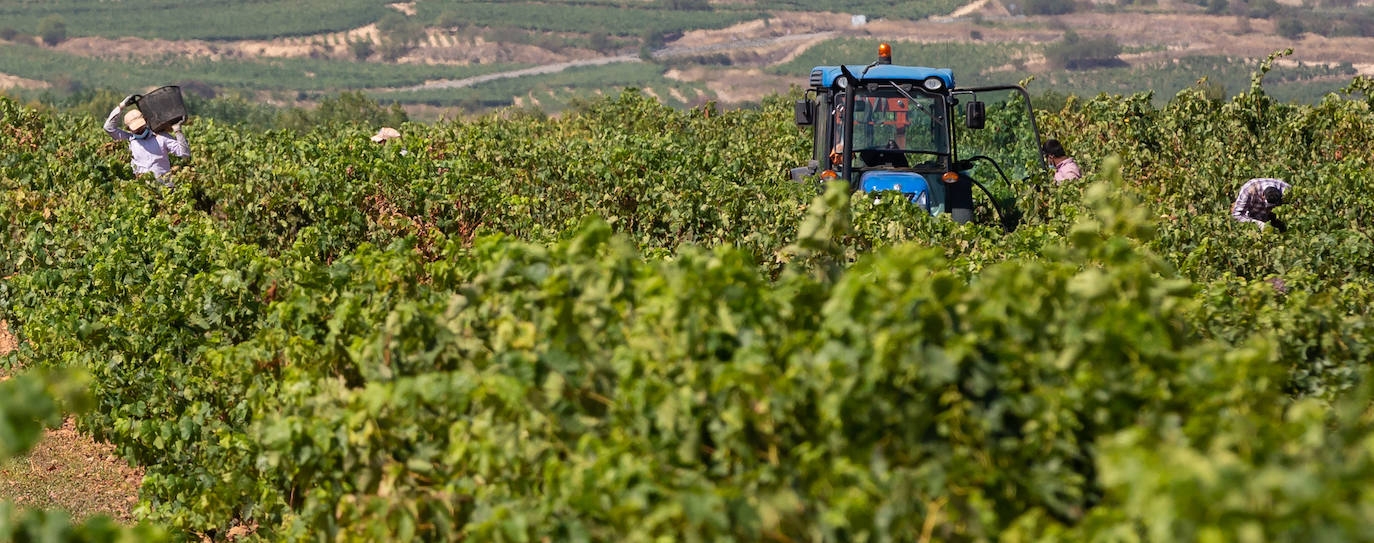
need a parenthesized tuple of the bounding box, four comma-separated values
(0, 321, 143, 523)
(0, 420, 143, 522)
(398, 54, 639, 91)
(0, 321, 13, 372)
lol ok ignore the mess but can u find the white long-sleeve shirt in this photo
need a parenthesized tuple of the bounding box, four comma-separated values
(104, 106, 189, 181)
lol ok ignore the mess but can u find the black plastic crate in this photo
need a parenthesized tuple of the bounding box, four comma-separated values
(133, 86, 187, 133)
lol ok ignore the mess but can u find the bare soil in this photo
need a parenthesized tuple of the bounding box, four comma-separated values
(0, 72, 49, 90)
(54, 34, 315, 62)
(0, 419, 144, 523)
(670, 11, 848, 49)
(0, 321, 143, 523)
(0, 321, 14, 364)
(409, 36, 596, 66)
(666, 66, 794, 104)
(46, 23, 596, 66)
(948, 0, 1012, 19)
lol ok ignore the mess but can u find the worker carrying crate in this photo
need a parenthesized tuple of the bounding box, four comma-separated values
(103, 86, 190, 187)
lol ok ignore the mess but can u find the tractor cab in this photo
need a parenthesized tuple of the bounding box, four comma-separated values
(791, 43, 1048, 226)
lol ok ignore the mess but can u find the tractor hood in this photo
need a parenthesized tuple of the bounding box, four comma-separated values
(859, 171, 944, 214)
(810, 65, 955, 89)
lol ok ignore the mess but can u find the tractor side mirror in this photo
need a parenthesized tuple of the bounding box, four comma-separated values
(794, 99, 814, 126)
(965, 101, 986, 129)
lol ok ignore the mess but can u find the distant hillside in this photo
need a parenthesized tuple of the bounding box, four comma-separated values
(1, 0, 1372, 121)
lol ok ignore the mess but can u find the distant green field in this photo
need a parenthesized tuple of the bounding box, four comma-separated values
(1042, 56, 1357, 104)
(381, 54, 1351, 113)
(1, 1, 1357, 117)
(375, 61, 709, 110)
(0, 0, 963, 44)
(420, 0, 965, 20)
(0, 0, 968, 44)
(0, 43, 523, 93)
(414, 2, 765, 35)
(0, 0, 392, 40)
(743, 0, 966, 18)
(770, 38, 1034, 87)
(775, 38, 1356, 104)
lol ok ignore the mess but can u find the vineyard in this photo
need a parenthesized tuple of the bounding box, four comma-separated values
(774, 39, 1361, 106)
(413, 2, 765, 37)
(3, 0, 1372, 123)
(0, 43, 526, 94)
(376, 62, 711, 109)
(4, 56, 1374, 540)
(0, 0, 393, 41)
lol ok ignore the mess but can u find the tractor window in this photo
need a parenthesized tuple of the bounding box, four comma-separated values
(850, 88, 947, 168)
(954, 88, 1046, 187)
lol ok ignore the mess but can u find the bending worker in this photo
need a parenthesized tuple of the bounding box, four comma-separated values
(1231, 177, 1291, 232)
(104, 94, 189, 187)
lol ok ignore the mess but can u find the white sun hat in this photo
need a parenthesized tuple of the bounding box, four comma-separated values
(371, 127, 401, 143)
(124, 109, 147, 132)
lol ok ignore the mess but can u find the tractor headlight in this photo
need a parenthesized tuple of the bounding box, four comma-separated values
(922, 77, 945, 92)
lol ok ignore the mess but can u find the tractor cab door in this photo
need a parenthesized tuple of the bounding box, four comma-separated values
(952, 86, 1049, 205)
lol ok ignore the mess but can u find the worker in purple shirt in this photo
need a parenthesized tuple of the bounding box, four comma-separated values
(1042, 139, 1081, 183)
(104, 94, 189, 187)
(1231, 177, 1291, 232)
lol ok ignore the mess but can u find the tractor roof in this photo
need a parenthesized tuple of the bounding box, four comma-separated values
(810, 65, 955, 90)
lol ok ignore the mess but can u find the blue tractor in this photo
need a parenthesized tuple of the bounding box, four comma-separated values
(791, 43, 1049, 226)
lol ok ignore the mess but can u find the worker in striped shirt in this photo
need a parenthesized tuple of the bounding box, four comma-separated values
(1231, 177, 1291, 232)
